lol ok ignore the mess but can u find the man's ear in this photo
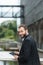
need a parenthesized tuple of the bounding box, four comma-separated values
(25, 29, 28, 34)
(26, 29, 28, 32)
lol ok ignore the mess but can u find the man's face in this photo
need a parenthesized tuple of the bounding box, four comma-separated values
(18, 27, 26, 38)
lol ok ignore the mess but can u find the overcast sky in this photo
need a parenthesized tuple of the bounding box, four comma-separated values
(0, 0, 20, 24)
(0, 0, 20, 5)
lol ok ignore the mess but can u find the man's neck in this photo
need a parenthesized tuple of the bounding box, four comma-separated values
(26, 32, 29, 36)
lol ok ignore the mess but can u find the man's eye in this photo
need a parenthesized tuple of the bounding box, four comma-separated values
(21, 31, 23, 32)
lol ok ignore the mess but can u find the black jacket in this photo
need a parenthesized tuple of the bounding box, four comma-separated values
(18, 35, 40, 65)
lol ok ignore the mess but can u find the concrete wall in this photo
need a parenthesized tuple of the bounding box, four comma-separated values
(21, 0, 43, 25)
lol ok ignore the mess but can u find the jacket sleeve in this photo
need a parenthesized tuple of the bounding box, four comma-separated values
(18, 39, 31, 62)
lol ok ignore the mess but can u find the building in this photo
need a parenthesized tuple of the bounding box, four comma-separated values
(20, 0, 43, 58)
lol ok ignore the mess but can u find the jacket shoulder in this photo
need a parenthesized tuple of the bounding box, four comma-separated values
(24, 35, 37, 46)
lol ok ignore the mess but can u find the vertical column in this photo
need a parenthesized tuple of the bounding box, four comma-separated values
(39, 20, 43, 49)
(38, 22, 41, 49)
(20, 6, 24, 24)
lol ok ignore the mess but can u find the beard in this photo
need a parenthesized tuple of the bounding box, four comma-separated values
(21, 34, 26, 39)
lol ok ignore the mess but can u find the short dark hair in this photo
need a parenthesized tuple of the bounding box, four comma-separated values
(18, 24, 28, 30)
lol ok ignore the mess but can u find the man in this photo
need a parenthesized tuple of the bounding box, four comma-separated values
(14, 24, 40, 65)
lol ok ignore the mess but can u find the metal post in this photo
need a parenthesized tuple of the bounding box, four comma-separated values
(4, 61, 6, 65)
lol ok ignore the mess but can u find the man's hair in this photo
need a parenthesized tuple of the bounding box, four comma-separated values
(18, 24, 28, 30)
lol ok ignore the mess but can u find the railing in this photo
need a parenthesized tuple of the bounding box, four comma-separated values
(0, 51, 43, 65)
(0, 51, 17, 65)
(40, 58, 43, 65)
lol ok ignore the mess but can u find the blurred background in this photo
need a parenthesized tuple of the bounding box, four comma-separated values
(0, 0, 43, 65)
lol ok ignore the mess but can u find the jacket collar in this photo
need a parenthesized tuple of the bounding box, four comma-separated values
(24, 34, 29, 39)
(22, 33, 29, 41)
